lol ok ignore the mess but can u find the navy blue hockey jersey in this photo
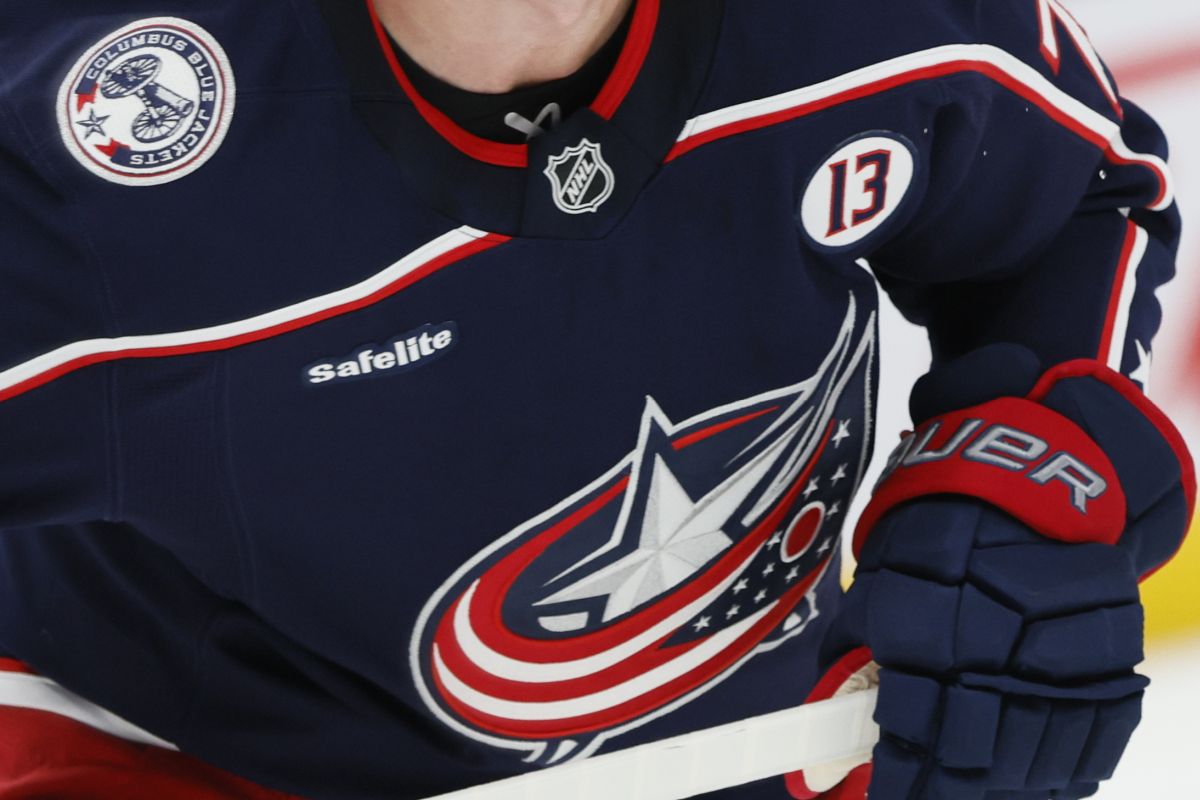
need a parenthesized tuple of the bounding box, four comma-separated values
(0, 0, 1181, 798)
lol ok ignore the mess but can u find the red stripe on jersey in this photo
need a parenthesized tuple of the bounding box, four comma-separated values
(432, 572, 821, 739)
(463, 420, 836, 663)
(0, 706, 297, 800)
(432, 605, 705, 703)
(1096, 220, 1140, 364)
(0, 659, 35, 676)
(1103, 146, 1171, 209)
(665, 54, 1169, 210)
(0, 233, 510, 405)
(671, 406, 781, 451)
(666, 59, 1111, 163)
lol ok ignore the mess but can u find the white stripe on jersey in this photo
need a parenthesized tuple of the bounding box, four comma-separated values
(673, 44, 1174, 212)
(1106, 224, 1150, 373)
(0, 667, 177, 749)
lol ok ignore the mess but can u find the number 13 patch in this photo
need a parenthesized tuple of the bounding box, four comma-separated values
(799, 132, 919, 250)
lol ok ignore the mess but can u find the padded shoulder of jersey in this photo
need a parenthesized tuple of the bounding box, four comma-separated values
(0, 0, 354, 203)
(696, 0, 1119, 122)
(0, 0, 338, 129)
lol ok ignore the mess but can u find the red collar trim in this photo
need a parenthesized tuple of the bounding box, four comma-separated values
(592, 0, 659, 119)
(366, 0, 659, 169)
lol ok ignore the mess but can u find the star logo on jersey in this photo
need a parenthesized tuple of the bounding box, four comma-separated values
(412, 297, 877, 766)
(57, 17, 236, 186)
(74, 109, 111, 140)
(544, 138, 616, 214)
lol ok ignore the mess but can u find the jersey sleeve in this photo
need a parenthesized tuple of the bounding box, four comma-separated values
(869, 0, 1178, 419)
(0, 95, 111, 528)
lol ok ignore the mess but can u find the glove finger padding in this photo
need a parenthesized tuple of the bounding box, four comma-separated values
(868, 687, 1141, 800)
(861, 500, 1145, 680)
(806, 499, 1153, 800)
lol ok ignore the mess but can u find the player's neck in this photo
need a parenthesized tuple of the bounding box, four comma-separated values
(373, 0, 634, 94)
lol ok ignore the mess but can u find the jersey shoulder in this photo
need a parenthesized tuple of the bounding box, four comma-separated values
(697, 0, 1119, 121)
(0, 0, 348, 363)
(0, 0, 331, 87)
(0, 0, 339, 177)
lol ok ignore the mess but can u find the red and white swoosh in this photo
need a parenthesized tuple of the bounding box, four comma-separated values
(430, 416, 836, 739)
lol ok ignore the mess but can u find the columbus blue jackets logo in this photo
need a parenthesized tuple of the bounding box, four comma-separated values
(544, 138, 616, 214)
(412, 299, 876, 765)
(57, 18, 236, 186)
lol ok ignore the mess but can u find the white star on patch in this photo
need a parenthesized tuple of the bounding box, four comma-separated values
(754, 589, 768, 604)
(693, 616, 712, 632)
(726, 604, 742, 619)
(832, 420, 852, 448)
(786, 566, 801, 582)
(733, 578, 749, 595)
(1129, 340, 1152, 392)
(803, 478, 820, 499)
(817, 539, 833, 555)
(536, 454, 734, 621)
(827, 501, 841, 518)
(830, 464, 848, 486)
(767, 532, 782, 549)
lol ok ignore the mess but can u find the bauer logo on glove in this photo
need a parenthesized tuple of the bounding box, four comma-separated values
(861, 396, 1127, 549)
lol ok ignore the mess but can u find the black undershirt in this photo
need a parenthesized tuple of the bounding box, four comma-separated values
(389, 7, 634, 144)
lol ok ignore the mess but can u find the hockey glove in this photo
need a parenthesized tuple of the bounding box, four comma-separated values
(788, 347, 1194, 800)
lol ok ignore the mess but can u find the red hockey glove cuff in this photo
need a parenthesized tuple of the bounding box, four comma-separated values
(854, 358, 1195, 579)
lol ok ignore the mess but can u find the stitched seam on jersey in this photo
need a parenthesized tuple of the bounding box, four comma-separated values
(234, 87, 348, 97)
(348, 91, 410, 102)
(6, 51, 132, 339)
(176, 601, 230, 743)
(69, 183, 130, 524)
(0, 63, 67, 187)
(215, 354, 260, 603)
(0, 80, 125, 521)
(71, 196, 125, 524)
(288, 0, 346, 72)
(104, 366, 123, 520)
(877, 77, 981, 250)
(71, 231, 127, 522)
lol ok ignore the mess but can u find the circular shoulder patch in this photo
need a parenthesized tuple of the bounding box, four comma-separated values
(799, 132, 918, 250)
(57, 18, 236, 186)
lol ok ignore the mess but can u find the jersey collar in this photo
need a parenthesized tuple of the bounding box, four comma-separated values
(364, 0, 657, 169)
(317, 0, 725, 239)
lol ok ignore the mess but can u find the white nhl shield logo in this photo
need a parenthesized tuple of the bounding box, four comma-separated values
(544, 138, 615, 214)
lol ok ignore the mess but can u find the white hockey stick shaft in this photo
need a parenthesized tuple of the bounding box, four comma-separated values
(424, 688, 879, 800)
